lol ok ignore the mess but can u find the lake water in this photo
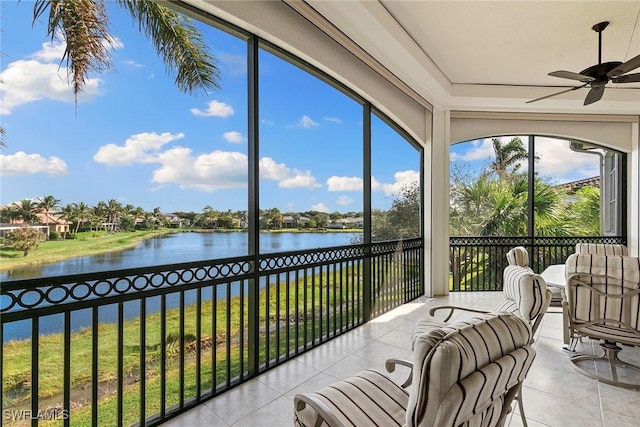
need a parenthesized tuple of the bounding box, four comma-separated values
(2, 232, 360, 342)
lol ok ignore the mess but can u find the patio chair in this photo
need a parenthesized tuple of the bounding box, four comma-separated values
(506, 246, 532, 270)
(293, 312, 536, 427)
(412, 265, 551, 349)
(563, 253, 640, 389)
(574, 243, 628, 256)
(507, 246, 561, 306)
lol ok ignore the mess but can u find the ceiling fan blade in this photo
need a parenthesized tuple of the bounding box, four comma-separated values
(548, 70, 595, 83)
(584, 86, 605, 105)
(612, 73, 640, 83)
(607, 54, 640, 78)
(526, 84, 588, 104)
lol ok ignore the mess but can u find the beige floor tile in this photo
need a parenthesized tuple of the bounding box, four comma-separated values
(203, 379, 280, 425)
(230, 396, 294, 427)
(256, 359, 321, 394)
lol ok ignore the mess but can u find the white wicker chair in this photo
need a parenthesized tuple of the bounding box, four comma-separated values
(574, 243, 628, 256)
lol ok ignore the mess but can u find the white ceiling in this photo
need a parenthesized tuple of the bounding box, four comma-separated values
(306, 1, 640, 115)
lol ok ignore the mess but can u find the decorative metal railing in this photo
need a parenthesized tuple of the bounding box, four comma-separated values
(449, 235, 627, 291)
(0, 238, 422, 426)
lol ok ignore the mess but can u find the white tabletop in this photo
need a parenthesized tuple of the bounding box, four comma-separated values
(540, 264, 566, 288)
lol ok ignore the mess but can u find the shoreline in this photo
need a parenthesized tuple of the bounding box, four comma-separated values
(0, 228, 360, 272)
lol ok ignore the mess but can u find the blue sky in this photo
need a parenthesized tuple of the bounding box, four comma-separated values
(0, 2, 420, 215)
(450, 136, 601, 185)
(1, 3, 596, 216)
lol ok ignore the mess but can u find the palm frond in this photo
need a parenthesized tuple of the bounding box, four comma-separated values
(33, 0, 113, 103)
(116, 0, 221, 95)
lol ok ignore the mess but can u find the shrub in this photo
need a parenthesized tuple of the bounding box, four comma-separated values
(49, 231, 60, 241)
(6, 227, 46, 256)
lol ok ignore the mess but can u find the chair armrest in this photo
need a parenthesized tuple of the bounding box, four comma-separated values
(385, 358, 413, 388)
(428, 305, 490, 322)
(294, 393, 346, 427)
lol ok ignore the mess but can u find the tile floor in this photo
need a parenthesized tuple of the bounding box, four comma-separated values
(163, 292, 640, 426)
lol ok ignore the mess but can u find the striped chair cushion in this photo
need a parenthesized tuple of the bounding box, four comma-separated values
(574, 243, 628, 256)
(294, 369, 408, 427)
(506, 246, 530, 268)
(294, 313, 535, 427)
(408, 313, 535, 427)
(411, 265, 548, 349)
(565, 254, 640, 344)
(498, 265, 548, 324)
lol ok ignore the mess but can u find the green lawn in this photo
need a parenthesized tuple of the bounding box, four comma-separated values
(0, 229, 177, 271)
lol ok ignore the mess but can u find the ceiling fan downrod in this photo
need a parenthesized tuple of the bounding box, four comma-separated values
(592, 21, 609, 65)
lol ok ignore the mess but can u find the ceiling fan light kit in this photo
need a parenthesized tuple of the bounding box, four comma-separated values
(527, 21, 640, 105)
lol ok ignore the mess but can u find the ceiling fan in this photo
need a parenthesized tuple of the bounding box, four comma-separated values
(527, 21, 640, 105)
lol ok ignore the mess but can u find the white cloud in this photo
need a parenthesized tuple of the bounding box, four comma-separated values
(379, 170, 420, 195)
(279, 169, 321, 189)
(190, 100, 234, 117)
(296, 115, 319, 128)
(123, 60, 144, 68)
(0, 151, 68, 176)
(152, 148, 247, 191)
(326, 171, 418, 195)
(336, 195, 353, 205)
(223, 131, 245, 144)
(311, 202, 330, 213)
(327, 176, 362, 191)
(93, 132, 184, 165)
(450, 138, 495, 161)
(323, 116, 342, 124)
(0, 38, 124, 114)
(259, 157, 291, 180)
(533, 137, 599, 178)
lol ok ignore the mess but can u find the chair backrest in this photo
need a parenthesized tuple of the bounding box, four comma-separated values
(407, 313, 535, 427)
(493, 265, 551, 336)
(574, 243, 628, 256)
(565, 254, 640, 342)
(506, 246, 530, 268)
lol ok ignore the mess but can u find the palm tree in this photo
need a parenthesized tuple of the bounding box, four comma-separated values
(72, 202, 91, 235)
(59, 203, 76, 239)
(13, 200, 39, 224)
(32, 0, 220, 105)
(105, 199, 122, 232)
(37, 195, 61, 229)
(490, 137, 529, 179)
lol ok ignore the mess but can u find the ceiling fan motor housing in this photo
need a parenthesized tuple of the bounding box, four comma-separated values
(580, 61, 623, 83)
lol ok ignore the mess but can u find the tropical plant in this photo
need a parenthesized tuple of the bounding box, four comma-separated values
(490, 137, 529, 179)
(12, 199, 40, 224)
(372, 181, 421, 241)
(31, 0, 220, 104)
(37, 195, 60, 228)
(569, 186, 601, 235)
(6, 227, 47, 256)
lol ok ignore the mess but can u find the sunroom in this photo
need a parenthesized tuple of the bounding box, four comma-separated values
(1, 1, 639, 426)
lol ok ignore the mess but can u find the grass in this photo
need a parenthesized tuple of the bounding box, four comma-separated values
(0, 228, 359, 272)
(2, 262, 393, 425)
(0, 229, 176, 271)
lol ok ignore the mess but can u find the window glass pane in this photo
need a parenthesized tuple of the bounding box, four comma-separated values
(0, 4, 249, 280)
(450, 136, 530, 236)
(371, 113, 421, 242)
(533, 137, 601, 237)
(258, 47, 363, 252)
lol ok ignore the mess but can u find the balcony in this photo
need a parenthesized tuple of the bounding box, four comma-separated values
(4, 236, 638, 426)
(165, 291, 640, 427)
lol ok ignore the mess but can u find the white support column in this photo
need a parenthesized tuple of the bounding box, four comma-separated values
(629, 122, 639, 257)
(424, 108, 450, 296)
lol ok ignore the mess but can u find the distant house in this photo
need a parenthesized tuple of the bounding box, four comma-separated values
(335, 217, 364, 229)
(282, 216, 311, 228)
(35, 212, 72, 235)
(0, 223, 50, 239)
(556, 176, 600, 194)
